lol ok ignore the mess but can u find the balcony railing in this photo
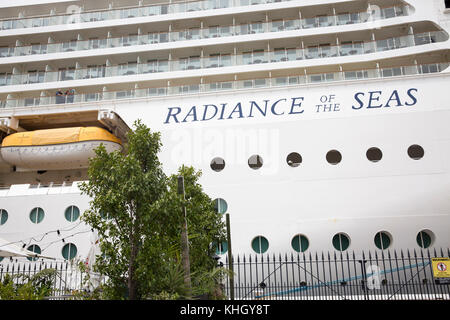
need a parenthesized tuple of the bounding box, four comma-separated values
(0, 0, 311, 31)
(1, 62, 448, 109)
(0, 31, 446, 88)
(0, 5, 409, 58)
(0, 6, 407, 58)
(0, 0, 410, 31)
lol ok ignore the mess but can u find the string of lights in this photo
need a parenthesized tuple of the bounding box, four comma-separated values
(2, 228, 97, 263)
(0, 221, 84, 249)
(40, 228, 93, 253)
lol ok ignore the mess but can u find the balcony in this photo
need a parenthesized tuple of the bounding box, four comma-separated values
(0, 31, 446, 88)
(0, 5, 410, 59)
(1, 62, 448, 109)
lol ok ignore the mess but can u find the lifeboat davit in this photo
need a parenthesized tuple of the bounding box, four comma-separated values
(1, 127, 122, 171)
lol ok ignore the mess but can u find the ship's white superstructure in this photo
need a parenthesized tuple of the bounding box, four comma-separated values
(0, 0, 449, 263)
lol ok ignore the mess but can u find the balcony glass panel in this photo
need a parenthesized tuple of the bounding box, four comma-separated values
(376, 38, 395, 52)
(303, 18, 317, 29)
(271, 20, 284, 32)
(0, 73, 11, 86)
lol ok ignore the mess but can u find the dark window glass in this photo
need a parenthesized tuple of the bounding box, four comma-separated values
(287, 152, 302, 167)
(408, 145, 424, 160)
(366, 147, 383, 162)
(326, 150, 342, 165)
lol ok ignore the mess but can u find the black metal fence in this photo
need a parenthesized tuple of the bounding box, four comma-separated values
(222, 248, 450, 300)
(1, 248, 449, 300)
(0, 261, 103, 299)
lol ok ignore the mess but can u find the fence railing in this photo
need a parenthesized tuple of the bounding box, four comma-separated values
(1, 248, 449, 300)
(0, 261, 103, 299)
(222, 248, 450, 300)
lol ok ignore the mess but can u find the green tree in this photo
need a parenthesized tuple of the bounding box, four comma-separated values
(80, 121, 226, 300)
(0, 269, 57, 300)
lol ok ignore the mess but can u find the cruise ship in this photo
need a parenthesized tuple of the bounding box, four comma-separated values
(0, 0, 449, 264)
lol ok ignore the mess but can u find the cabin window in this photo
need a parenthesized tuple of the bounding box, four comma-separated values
(26, 245, 41, 261)
(407, 144, 424, 160)
(291, 234, 309, 252)
(416, 230, 433, 249)
(62, 243, 78, 260)
(286, 152, 302, 167)
(29, 207, 45, 224)
(213, 241, 228, 255)
(248, 155, 263, 169)
(366, 147, 383, 162)
(332, 233, 350, 251)
(252, 236, 269, 254)
(65, 205, 80, 222)
(445, 0, 450, 9)
(374, 231, 392, 250)
(213, 198, 228, 214)
(210, 157, 225, 172)
(0, 209, 8, 225)
(326, 150, 342, 165)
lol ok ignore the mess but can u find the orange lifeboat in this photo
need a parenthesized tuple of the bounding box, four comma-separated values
(1, 127, 122, 171)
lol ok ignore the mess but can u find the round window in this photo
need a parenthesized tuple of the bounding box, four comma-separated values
(416, 230, 433, 249)
(252, 236, 269, 254)
(326, 150, 342, 165)
(248, 155, 263, 170)
(210, 157, 225, 172)
(0, 209, 8, 225)
(291, 234, 309, 253)
(366, 147, 383, 162)
(286, 152, 302, 167)
(213, 198, 228, 214)
(64, 205, 80, 222)
(408, 145, 424, 160)
(374, 231, 392, 250)
(213, 241, 228, 255)
(332, 233, 350, 251)
(26, 244, 41, 261)
(29, 207, 45, 224)
(62, 243, 77, 260)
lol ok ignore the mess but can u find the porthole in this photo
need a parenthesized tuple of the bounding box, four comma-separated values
(29, 207, 45, 224)
(366, 147, 383, 162)
(213, 198, 228, 214)
(408, 145, 424, 160)
(332, 233, 350, 251)
(0, 209, 8, 225)
(252, 236, 269, 254)
(291, 234, 309, 253)
(213, 241, 228, 255)
(64, 205, 80, 222)
(286, 152, 302, 167)
(100, 211, 110, 220)
(26, 244, 41, 261)
(62, 243, 77, 260)
(248, 155, 263, 170)
(374, 231, 392, 250)
(210, 157, 225, 172)
(326, 150, 342, 165)
(416, 230, 434, 249)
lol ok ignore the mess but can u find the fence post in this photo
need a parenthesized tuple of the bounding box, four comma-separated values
(225, 213, 234, 300)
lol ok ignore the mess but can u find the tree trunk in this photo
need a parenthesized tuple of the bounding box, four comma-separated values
(128, 214, 139, 300)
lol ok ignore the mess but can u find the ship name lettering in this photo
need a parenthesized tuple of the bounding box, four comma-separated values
(164, 97, 304, 124)
(352, 88, 418, 110)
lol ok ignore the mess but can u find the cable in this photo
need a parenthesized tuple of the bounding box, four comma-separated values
(0, 221, 83, 248)
(40, 228, 93, 253)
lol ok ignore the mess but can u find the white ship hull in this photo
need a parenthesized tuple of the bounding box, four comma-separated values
(0, 0, 449, 263)
(1, 72, 449, 260)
